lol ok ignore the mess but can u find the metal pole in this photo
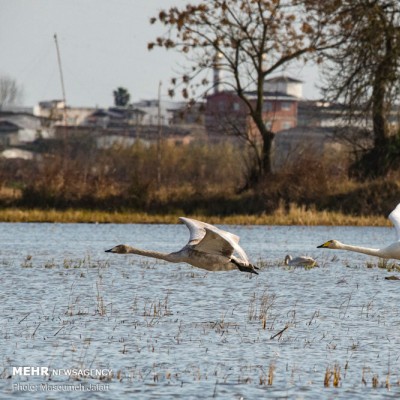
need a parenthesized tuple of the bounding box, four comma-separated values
(157, 81, 162, 184)
(54, 33, 68, 126)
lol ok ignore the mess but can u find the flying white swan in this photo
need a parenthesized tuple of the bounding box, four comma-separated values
(105, 217, 258, 274)
(317, 202, 400, 260)
(284, 254, 318, 267)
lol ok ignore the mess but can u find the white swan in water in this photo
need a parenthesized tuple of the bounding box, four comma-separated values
(106, 217, 258, 274)
(317, 202, 400, 260)
(284, 255, 317, 267)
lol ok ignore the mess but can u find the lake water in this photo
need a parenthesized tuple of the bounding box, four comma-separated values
(1, 222, 400, 399)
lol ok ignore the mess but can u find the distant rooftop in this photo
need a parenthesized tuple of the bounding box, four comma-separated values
(207, 89, 298, 101)
(245, 90, 299, 101)
(265, 76, 303, 84)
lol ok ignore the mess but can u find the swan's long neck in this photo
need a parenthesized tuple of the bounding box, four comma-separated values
(125, 246, 181, 263)
(338, 243, 382, 257)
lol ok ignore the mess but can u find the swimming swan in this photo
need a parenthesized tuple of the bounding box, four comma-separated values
(317, 202, 400, 260)
(106, 217, 258, 274)
(284, 255, 317, 267)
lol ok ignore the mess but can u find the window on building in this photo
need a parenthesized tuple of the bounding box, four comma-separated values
(282, 121, 292, 130)
(263, 102, 273, 112)
(233, 102, 240, 111)
(281, 102, 291, 110)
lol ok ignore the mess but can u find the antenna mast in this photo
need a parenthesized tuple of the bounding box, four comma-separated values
(53, 33, 67, 125)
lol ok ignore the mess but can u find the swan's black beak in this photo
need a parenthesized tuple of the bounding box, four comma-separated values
(317, 240, 332, 248)
(105, 248, 112, 253)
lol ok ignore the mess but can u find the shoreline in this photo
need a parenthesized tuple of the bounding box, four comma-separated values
(0, 207, 391, 226)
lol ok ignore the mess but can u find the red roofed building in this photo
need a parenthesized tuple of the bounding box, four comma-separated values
(205, 76, 302, 141)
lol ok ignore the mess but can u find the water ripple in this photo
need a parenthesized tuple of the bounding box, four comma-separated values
(0, 223, 399, 398)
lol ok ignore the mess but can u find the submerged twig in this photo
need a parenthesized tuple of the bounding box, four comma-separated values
(270, 324, 289, 340)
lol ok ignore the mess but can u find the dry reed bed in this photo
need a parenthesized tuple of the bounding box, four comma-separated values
(0, 204, 391, 226)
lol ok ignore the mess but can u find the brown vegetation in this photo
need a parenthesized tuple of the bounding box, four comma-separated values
(1, 140, 400, 222)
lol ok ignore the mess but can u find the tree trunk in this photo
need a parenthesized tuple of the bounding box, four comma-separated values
(261, 129, 274, 176)
(250, 110, 275, 178)
(351, 55, 392, 180)
(372, 69, 389, 150)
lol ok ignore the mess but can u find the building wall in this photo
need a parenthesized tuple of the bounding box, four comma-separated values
(263, 99, 297, 131)
(205, 91, 298, 140)
(205, 92, 248, 138)
(0, 132, 19, 147)
(34, 101, 95, 126)
(263, 78, 303, 98)
(272, 126, 349, 171)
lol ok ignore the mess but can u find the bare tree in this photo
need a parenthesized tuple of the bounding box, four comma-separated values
(148, 0, 335, 183)
(0, 76, 23, 108)
(309, 0, 400, 178)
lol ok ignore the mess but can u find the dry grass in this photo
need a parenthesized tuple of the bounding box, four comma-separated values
(0, 204, 391, 225)
(2, 140, 400, 220)
(324, 364, 341, 388)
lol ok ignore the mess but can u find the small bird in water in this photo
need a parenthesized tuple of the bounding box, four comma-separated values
(284, 254, 318, 268)
(106, 217, 258, 274)
(317, 202, 400, 260)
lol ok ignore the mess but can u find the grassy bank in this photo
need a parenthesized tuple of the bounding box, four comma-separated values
(0, 204, 391, 226)
(3, 141, 400, 222)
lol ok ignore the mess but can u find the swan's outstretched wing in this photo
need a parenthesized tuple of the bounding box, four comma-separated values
(179, 217, 240, 244)
(194, 228, 235, 258)
(221, 232, 249, 263)
(388, 203, 400, 241)
(179, 217, 207, 244)
(179, 217, 249, 263)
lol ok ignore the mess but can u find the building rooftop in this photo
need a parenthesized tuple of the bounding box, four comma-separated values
(265, 76, 303, 84)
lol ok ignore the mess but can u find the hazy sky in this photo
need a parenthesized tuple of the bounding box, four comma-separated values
(0, 0, 322, 108)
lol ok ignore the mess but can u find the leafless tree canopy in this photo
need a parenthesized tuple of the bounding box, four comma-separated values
(306, 0, 400, 178)
(0, 76, 23, 108)
(313, 0, 400, 144)
(149, 0, 336, 182)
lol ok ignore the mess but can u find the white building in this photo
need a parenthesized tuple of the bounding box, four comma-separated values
(34, 100, 95, 126)
(132, 99, 186, 126)
(263, 76, 303, 98)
